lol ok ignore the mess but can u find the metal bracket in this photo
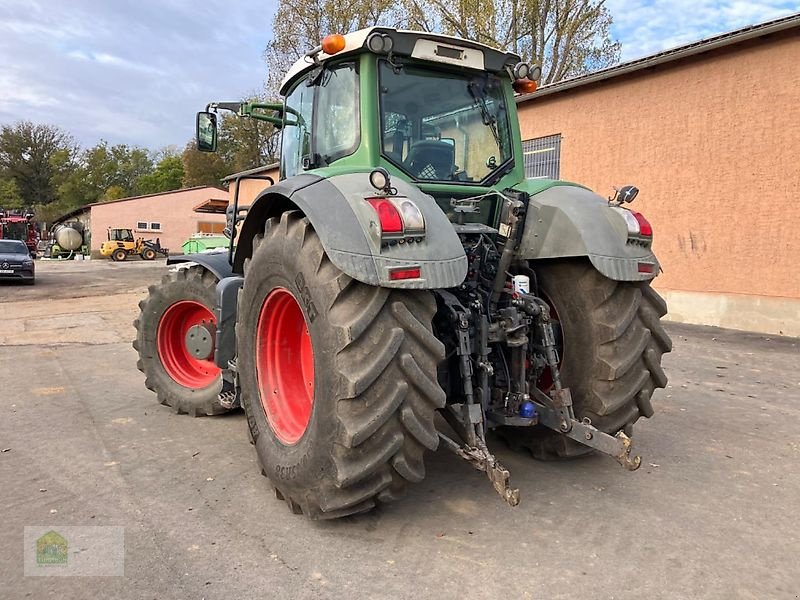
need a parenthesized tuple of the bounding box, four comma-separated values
(533, 394, 641, 471)
(438, 432, 520, 507)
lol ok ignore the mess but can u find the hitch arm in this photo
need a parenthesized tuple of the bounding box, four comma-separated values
(438, 432, 520, 507)
(532, 389, 641, 471)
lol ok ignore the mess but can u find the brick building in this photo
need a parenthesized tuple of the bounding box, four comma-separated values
(516, 15, 800, 336)
(218, 16, 800, 336)
(54, 186, 228, 256)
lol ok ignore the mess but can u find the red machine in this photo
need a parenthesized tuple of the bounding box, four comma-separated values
(0, 210, 38, 255)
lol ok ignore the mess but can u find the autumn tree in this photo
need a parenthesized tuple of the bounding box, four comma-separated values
(264, 0, 620, 87)
(182, 100, 279, 186)
(182, 140, 231, 188)
(264, 0, 399, 93)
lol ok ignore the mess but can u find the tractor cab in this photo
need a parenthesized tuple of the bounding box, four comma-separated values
(196, 28, 540, 217)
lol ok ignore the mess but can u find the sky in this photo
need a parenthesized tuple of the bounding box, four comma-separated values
(0, 0, 798, 151)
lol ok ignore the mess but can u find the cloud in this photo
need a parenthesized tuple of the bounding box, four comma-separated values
(606, 0, 800, 60)
(0, 0, 277, 149)
(0, 0, 796, 150)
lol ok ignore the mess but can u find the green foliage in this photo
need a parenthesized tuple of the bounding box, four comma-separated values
(181, 140, 231, 188)
(0, 121, 77, 207)
(137, 153, 185, 195)
(0, 178, 23, 209)
(57, 141, 158, 210)
(182, 101, 278, 187)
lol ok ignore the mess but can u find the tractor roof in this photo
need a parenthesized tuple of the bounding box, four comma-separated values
(280, 27, 521, 95)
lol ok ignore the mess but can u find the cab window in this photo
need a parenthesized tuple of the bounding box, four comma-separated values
(314, 63, 359, 164)
(280, 77, 314, 179)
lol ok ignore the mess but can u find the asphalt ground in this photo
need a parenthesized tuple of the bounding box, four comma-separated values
(1, 259, 798, 599)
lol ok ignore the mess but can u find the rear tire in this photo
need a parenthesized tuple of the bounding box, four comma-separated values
(112, 248, 127, 262)
(499, 260, 672, 459)
(133, 266, 227, 416)
(238, 211, 445, 519)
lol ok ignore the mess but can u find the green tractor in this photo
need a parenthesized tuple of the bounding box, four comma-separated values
(134, 28, 671, 518)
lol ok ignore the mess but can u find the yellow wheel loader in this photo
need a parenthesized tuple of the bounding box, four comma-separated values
(100, 228, 168, 261)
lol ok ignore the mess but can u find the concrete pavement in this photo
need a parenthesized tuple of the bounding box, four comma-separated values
(1, 260, 798, 599)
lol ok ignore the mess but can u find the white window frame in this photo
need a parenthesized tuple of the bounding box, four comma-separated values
(134, 221, 162, 232)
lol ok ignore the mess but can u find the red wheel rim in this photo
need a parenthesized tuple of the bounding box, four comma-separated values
(156, 300, 220, 388)
(255, 288, 315, 445)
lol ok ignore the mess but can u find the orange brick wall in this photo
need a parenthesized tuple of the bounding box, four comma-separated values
(89, 187, 227, 255)
(517, 33, 800, 301)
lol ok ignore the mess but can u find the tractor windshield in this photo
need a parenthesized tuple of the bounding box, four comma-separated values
(379, 61, 513, 184)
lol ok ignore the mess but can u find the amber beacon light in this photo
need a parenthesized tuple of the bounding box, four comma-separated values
(322, 34, 346, 55)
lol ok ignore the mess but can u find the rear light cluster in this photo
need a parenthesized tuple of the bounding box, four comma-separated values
(612, 207, 653, 239)
(366, 197, 425, 242)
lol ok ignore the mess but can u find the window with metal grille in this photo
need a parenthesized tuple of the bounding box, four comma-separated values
(522, 134, 561, 179)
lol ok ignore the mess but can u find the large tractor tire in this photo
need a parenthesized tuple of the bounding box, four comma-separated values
(133, 265, 228, 416)
(238, 211, 445, 519)
(500, 260, 672, 460)
(112, 248, 127, 262)
(141, 247, 156, 261)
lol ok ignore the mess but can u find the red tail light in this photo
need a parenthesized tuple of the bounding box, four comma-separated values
(631, 211, 652, 237)
(389, 267, 421, 280)
(367, 198, 403, 233)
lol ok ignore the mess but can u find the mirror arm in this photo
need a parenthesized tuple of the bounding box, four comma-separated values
(241, 102, 286, 128)
(206, 101, 244, 113)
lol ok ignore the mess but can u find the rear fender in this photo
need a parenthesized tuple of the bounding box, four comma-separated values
(167, 251, 234, 281)
(516, 184, 659, 282)
(233, 172, 467, 289)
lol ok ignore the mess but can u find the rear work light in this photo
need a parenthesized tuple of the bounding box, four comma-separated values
(366, 197, 426, 239)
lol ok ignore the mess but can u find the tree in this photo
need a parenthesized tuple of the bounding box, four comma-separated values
(57, 141, 155, 208)
(0, 178, 23, 209)
(265, 0, 398, 93)
(137, 152, 185, 195)
(264, 0, 620, 87)
(0, 121, 78, 207)
(182, 140, 231, 188)
(218, 98, 280, 172)
(182, 102, 279, 187)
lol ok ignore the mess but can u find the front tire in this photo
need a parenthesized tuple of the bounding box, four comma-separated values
(238, 211, 445, 519)
(500, 260, 672, 459)
(133, 266, 228, 416)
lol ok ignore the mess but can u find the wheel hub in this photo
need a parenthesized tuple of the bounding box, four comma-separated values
(185, 322, 215, 360)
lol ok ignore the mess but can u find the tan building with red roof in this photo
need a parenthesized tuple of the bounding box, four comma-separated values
(54, 186, 228, 256)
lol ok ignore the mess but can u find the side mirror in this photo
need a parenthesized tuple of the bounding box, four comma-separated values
(196, 111, 218, 152)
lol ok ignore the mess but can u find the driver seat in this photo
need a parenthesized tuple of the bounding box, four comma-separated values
(406, 141, 455, 180)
